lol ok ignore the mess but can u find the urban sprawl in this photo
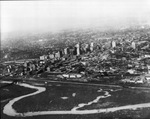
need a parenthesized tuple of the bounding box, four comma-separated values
(1, 26, 150, 86)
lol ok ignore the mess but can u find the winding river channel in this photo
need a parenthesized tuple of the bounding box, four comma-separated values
(2, 81, 150, 117)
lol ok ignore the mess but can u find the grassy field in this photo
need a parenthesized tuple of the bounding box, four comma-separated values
(1, 80, 150, 119)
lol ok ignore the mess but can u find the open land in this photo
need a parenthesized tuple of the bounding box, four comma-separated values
(1, 79, 150, 119)
(1, 25, 150, 119)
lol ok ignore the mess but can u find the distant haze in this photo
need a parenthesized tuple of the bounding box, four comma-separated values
(1, 0, 150, 36)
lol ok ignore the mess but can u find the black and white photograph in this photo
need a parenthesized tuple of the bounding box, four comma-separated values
(1, 0, 150, 119)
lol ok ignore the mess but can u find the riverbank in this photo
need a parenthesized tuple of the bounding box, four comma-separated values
(1, 75, 150, 90)
(1, 80, 150, 119)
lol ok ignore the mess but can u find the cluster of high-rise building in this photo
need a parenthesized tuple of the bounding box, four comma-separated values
(39, 42, 95, 60)
(1, 26, 150, 85)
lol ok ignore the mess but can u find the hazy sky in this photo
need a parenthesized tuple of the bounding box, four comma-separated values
(1, 0, 150, 34)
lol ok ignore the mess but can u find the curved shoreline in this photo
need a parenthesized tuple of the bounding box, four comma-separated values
(3, 83, 46, 117)
(2, 82, 150, 117)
